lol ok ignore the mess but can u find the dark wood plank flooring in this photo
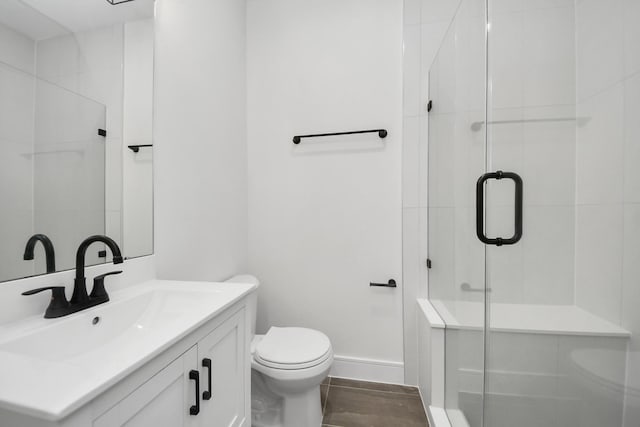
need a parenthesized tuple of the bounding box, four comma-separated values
(320, 377, 429, 427)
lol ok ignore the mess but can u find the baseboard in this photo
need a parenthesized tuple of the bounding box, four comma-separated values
(329, 355, 404, 384)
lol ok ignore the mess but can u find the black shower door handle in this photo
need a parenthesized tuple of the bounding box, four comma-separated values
(476, 171, 523, 246)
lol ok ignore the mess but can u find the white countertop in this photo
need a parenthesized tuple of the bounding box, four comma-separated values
(0, 279, 256, 421)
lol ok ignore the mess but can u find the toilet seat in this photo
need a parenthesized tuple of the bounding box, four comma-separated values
(254, 327, 332, 370)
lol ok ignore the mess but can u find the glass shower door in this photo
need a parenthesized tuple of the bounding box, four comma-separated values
(482, 1, 638, 426)
(427, 0, 487, 425)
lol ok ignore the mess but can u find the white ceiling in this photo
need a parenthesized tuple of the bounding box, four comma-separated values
(0, 0, 154, 41)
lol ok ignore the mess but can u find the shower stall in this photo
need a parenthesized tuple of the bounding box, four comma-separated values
(418, 0, 640, 426)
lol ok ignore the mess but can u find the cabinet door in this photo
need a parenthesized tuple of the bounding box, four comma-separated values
(93, 346, 199, 427)
(197, 309, 247, 427)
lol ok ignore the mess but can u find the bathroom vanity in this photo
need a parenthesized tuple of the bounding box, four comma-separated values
(0, 280, 255, 427)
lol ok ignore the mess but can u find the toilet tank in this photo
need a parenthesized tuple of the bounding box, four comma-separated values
(225, 274, 260, 336)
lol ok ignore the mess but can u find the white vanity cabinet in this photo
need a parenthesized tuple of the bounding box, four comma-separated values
(0, 292, 251, 427)
(93, 308, 247, 427)
(93, 346, 200, 427)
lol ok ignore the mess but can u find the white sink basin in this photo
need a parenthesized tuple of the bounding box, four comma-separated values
(0, 279, 256, 420)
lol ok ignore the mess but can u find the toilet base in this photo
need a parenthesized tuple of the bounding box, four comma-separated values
(251, 369, 325, 427)
(280, 385, 323, 427)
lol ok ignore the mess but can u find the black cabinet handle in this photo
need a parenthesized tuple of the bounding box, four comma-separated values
(202, 358, 212, 400)
(189, 370, 200, 415)
(476, 171, 523, 246)
(370, 279, 396, 287)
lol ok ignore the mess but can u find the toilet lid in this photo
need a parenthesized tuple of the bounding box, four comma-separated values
(255, 327, 332, 370)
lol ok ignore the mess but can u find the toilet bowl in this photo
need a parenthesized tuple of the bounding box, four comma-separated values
(225, 275, 333, 427)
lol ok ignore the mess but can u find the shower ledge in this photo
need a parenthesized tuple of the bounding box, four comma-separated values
(429, 299, 630, 338)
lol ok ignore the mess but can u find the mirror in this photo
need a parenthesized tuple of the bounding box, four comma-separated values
(0, 0, 154, 282)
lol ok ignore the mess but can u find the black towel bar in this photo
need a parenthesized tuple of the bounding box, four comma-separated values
(293, 129, 387, 144)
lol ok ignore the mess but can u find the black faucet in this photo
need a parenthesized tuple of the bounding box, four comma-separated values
(22, 235, 124, 318)
(23, 234, 56, 273)
(71, 235, 124, 305)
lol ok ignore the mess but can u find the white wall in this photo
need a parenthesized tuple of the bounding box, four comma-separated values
(153, 0, 248, 282)
(247, 0, 404, 382)
(0, 23, 36, 281)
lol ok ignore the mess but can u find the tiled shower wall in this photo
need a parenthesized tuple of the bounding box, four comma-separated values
(571, 1, 640, 424)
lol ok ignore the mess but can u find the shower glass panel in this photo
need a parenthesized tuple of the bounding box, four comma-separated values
(427, 0, 486, 425)
(427, 0, 640, 425)
(483, 1, 639, 426)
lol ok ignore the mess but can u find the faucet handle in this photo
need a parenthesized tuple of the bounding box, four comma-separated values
(90, 271, 122, 302)
(22, 286, 70, 318)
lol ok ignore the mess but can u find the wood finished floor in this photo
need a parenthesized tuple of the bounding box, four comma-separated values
(320, 377, 429, 427)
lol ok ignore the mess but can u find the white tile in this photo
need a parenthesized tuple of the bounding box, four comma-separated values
(486, 206, 524, 304)
(523, 6, 575, 107)
(623, 0, 640, 78)
(487, 10, 524, 109)
(453, 206, 485, 302)
(403, 208, 421, 297)
(453, 1, 485, 113)
(403, 207, 420, 384)
(486, 108, 524, 198)
(0, 145, 33, 214)
(105, 137, 123, 211)
(495, 0, 576, 13)
(576, 84, 624, 205)
(621, 204, 640, 425)
(106, 210, 123, 250)
(429, 25, 455, 114)
(522, 206, 574, 305)
(420, 21, 451, 101)
(0, 65, 36, 143)
(575, 204, 624, 324)
(0, 23, 35, 73)
(0, 208, 34, 281)
(622, 204, 640, 335)
(404, 0, 422, 26)
(557, 336, 626, 427)
(576, 0, 625, 101)
(418, 207, 429, 298)
(487, 332, 558, 375)
(490, 0, 524, 14)
(522, 105, 576, 206)
(421, 0, 460, 24)
(428, 207, 455, 300)
(403, 116, 420, 208)
(524, 0, 574, 10)
(428, 112, 455, 208)
(624, 73, 640, 202)
(404, 25, 422, 117)
(418, 114, 429, 208)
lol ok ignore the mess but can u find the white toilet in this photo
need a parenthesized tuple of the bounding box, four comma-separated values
(226, 275, 333, 427)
